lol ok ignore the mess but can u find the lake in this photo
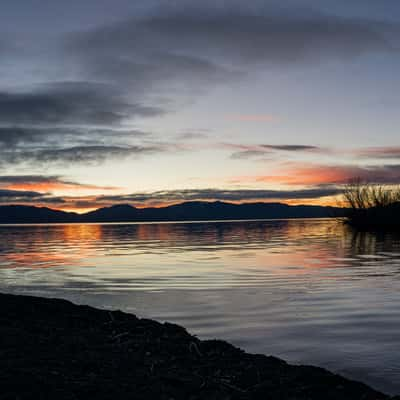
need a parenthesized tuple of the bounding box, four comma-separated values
(1, 218, 400, 394)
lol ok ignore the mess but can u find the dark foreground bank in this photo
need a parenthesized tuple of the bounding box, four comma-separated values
(1, 293, 397, 400)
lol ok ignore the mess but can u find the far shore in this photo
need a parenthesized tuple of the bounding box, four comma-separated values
(0, 202, 345, 224)
(0, 216, 340, 226)
(1, 292, 397, 400)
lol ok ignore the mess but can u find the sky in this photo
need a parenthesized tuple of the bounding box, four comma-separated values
(1, 0, 400, 212)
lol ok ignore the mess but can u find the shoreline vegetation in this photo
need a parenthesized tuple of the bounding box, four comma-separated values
(1, 293, 398, 400)
(343, 182, 400, 230)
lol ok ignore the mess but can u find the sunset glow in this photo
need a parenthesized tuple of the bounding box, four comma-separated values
(2, 2, 400, 396)
(0, 1, 398, 212)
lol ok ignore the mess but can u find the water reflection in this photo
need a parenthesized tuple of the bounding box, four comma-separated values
(1, 219, 400, 394)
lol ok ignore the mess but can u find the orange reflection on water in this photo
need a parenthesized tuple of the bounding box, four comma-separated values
(135, 223, 176, 241)
(61, 223, 103, 242)
(1, 224, 104, 268)
(2, 250, 79, 269)
(0, 219, 363, 277)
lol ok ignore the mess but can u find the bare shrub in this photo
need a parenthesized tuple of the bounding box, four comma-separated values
(343, 179, 400, 211)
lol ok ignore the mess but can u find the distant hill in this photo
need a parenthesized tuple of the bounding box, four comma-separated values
(0, 205, 78, 224)
(0, 201, 346, 224)
(84, 204, 140, 222)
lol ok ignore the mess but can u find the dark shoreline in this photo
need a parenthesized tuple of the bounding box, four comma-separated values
(1, 293, 397, 400)
(344, 202, 400, 232)
(0, 202, 345, 224)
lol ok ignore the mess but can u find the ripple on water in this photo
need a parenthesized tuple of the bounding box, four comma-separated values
(1, 219, 400, 394)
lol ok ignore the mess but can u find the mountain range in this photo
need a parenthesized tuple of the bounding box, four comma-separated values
(0, 202, 346, 224)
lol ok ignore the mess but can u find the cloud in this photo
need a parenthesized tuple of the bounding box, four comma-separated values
(230, 150, 270, 160)
(0, 189, 42, 200)
(96, 187, 341, 204)
(0, 3, 397, 170)
(0, 124, 167, 167)
(0, 175, 118, 192)
(0, 77, 168, 164)
(0, 82, 163, 127)
(1, 144, 168, 166)
(67, 5, 394, 109)
(0, 125, 153, 154)
(0, 185, 343, 210)
(261, 145, 320, 151)
(229, 144, 400, 162)
(0, 70, 174, 168)
(69, 23, 236, 90)
(0, 189, 67, 204)
(354, 146, 400, 159)
(0, 81, 167, 166)
(228, 143, 322, 159)
(88, 8, 391, 61)
(245, 163, 400, 185)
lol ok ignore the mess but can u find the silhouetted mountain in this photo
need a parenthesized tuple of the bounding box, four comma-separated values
(127, 201, 343, 222)
(84, 204, 139, 222)
(0, 201, 346, 224)
(0, 205, 78, 223)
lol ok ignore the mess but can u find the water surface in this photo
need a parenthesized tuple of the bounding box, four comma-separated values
(1, 219, 400, 394)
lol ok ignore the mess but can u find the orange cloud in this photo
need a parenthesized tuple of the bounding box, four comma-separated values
(6, 182, 91, 192)
(256, 166, 352, 185)
(0, 176, 119, 193)
(240, 163, 400, 186)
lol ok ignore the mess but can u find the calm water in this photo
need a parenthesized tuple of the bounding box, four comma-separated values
(1, 219, 400, 394)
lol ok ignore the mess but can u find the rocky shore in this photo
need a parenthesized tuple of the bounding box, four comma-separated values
(0, 293, 397, 400)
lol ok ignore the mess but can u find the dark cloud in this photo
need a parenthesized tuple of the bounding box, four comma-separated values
(0, 189, 42, 199)
(0, 82, 163, 127)
(142, 13, 391, 62)
(0, 186, 343, 209)
(0, 189, 67, 204)
(261, 145, 320, 151)
(32, 145, 163, 163)
(70, 8, 393, 92)
(0, 127, 42, 147)
(0, 126, 152, 149)
(229, 143, 322, 159)
(60, 5, 395, 137)
(0, 175, 69, 185)
(1, 144, 167, 166)
(96, 187, 341, 204)
(230, 150, 270, 160)
(0, 126, 86, 148)
(0, 81, 165, 166)
(69, 24, 236, 90)
(0, 122, 164, 166)
(0, 4, 397, 169)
